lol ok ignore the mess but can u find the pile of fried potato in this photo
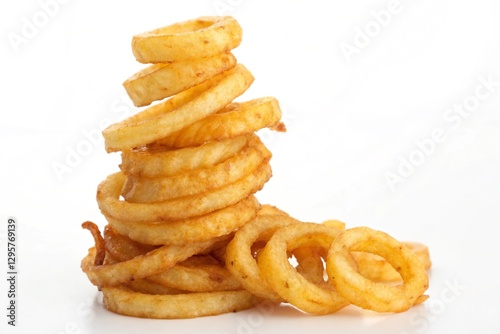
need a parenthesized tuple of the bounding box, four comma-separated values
(81, 16, 431, 319)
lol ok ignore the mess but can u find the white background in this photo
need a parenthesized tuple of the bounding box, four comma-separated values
(1, 0, 500, 333)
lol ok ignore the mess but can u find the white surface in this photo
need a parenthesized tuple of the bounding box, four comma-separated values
(1, 0, 500, 333)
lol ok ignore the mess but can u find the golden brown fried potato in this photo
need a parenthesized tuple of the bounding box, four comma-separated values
(81, 15, 431, 320)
